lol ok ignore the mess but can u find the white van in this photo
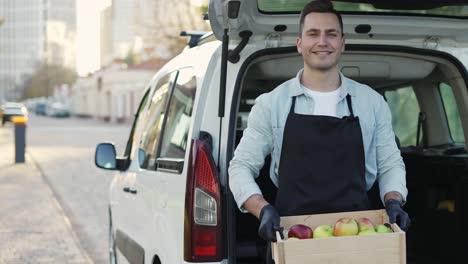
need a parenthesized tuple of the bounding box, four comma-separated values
(95, 1, 468, 263)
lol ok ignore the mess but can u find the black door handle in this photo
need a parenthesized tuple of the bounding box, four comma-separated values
(123, 187, 137, 194)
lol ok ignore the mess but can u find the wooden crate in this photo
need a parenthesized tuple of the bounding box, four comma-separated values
(271, 209, 406, 264)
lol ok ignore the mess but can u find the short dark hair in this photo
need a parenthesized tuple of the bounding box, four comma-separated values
(299, 0, 343, 36)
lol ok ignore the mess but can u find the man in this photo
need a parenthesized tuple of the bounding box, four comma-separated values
(228, 0, 410, 258)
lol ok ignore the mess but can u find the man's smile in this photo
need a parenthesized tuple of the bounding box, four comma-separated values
(312, 51, 333, 55)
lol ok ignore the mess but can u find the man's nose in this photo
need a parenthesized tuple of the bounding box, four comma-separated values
(317, 34, 328, 46)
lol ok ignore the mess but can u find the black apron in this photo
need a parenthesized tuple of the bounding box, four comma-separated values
(275, 94, 370, 215)
(266, 94, 370, 263)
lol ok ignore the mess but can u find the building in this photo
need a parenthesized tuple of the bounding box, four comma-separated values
(46, 0, 76, 69)
(100, 0, 140, 66)
(0, 0, 46, 102)
(134, 0, 209, 59)
(100, 6, 113, 68)
(111, 0, 138, 60)
(46, 21, 76, 69)
(48, 0, 76, 32)
(0, 0, 76, 102)
(99, 0, 208, 68)
(72, 59, 168, 122)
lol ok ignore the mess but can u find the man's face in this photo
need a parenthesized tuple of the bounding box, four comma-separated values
(296, 12, 345, 72)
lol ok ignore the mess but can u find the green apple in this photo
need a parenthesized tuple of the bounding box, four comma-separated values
(313, 225, 334, 238)
(333, 217, 359, 236)
(358, 229, 377, 235)
(357, 217, 375, 232)
(375, 224, 392, 233)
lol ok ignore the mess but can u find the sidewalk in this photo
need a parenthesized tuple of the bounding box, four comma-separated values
(0, 125, 92, 264)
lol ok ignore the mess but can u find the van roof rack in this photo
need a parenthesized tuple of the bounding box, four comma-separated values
(180, 31, 210, 48)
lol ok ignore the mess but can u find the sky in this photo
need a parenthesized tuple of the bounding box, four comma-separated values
(76, 0, 111, 76)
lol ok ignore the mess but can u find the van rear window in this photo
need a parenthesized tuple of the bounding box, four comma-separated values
(384, 86, 421, 147)
(258, 0, 468, 18)
(439, 83, 465, 143)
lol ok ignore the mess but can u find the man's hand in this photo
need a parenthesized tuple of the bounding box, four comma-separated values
(258, 204, 283, 242)
(385, 199, 411, 231)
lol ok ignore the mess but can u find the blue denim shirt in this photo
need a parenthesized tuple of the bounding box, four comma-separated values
(229, 69, 408, 212)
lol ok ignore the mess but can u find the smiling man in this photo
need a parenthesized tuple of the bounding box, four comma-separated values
(228, 0, 410, 263)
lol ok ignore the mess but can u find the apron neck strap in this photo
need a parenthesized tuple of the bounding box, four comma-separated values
(346, 94, 354, 117)
(290, 96, 297, 113)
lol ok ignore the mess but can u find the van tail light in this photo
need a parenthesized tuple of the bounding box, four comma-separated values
(184, 139, 222, 262)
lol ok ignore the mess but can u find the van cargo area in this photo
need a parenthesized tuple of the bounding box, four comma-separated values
(229, 46, 468, 264)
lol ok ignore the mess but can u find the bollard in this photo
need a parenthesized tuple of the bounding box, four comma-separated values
(12, 116, 27, 163)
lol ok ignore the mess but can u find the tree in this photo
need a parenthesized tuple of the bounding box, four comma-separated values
(134, 0, 211, 58)
(22, 64, 77, 99)
(124, 49, 138, 65)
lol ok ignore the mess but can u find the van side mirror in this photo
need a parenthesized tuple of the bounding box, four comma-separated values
(95, 143, 117, 170)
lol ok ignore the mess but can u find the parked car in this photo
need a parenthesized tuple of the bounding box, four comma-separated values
(1, 102, 28, 125)
(46, 102, 70, 118)
(95, 1, 468, 263)
(34, 102, 47, 116)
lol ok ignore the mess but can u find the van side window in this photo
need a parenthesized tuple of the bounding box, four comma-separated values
(158, 68, 197, 160)
(384, 86, 421, 147)
(138, 72, 177, 169)
(439, 83, 465, 143)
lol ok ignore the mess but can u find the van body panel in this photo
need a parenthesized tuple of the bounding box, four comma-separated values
(209, 0, 468, 47)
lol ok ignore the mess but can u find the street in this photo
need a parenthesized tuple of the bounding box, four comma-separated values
(26, 115, 131, 264)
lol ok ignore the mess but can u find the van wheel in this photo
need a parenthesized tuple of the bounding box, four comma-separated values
(109, 209, 118, 264)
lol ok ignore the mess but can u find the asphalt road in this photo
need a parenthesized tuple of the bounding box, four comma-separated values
(26, 115, 132, 264)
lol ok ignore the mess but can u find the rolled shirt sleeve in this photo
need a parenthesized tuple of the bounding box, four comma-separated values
(375, 95, 408, 204)
(228, 94, 274, 213)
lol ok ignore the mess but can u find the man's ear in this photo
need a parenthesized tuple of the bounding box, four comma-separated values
(296, 36, 302, 54)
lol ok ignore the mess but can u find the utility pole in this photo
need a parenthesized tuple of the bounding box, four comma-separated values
(0, 17, 3, 102)
(43, 0, 49, 99)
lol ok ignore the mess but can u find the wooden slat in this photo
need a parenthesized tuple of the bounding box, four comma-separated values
(272, 232, 285, 264)
(284, 249, 401, 264)
(399, 231, 407, 264)
(282, 233, 402, 255)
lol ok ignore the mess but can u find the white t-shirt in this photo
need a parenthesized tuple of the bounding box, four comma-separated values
(302, 85, 342, 117)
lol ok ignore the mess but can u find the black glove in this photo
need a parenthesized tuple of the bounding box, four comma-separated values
(258, 204, 283, 242)
(385, 199, 411, 231)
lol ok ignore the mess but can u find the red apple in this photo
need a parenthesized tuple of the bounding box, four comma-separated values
(357, 217, 375, 232)
(333, 217, 359, 236)
(288, 224, 313, 239)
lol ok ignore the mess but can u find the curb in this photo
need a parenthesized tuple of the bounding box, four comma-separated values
(26, 151, 95, 264)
